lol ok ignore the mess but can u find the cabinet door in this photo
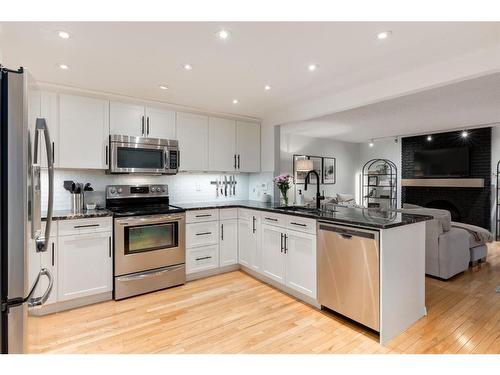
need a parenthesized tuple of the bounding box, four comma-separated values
(109, 101, 145, 137)
(236, 121, 260, 172)
(261, 224, 285, 284)
(59, 94, 110, 169)
(40, 91, 60, 168)
(220, 219, 238, 266)
(58, 232, 113, 301)
(285, 230, 317, 298)
(208, 117, 236, 171)
(145, 107, 176, 139)
(238, 219, 251, 267)
(250, 214, 262, 272)
(176, 112, 208, 171)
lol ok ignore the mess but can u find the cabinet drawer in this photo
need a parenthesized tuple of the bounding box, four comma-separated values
(186, 245, 219, 274)
(220, 208, 238, 220)
(286, 216, 316, 234)
(186, 209, 219, 223)
(186, 221, 219, 248)
(58, 217, 112, 236)
(261, 212, 287, 228)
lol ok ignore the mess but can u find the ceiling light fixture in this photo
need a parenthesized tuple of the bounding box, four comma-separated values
(159, 85, 168, 90)
(264, 85, 272, 91)
(308, 64, 318, 72)
(58, 31, 70, 39)
(369, 140, 374, 147)
(232, 99, 239, 104)
(217, 29, 230, 40)
(58, 63, 69, 70)
(183, 64, 193, 71)
(377, 31, 392, 40)
(461, 130, 469, 138)
(426, 135, 432, 141)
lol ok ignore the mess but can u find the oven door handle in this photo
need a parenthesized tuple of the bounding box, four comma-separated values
(115, 215, 184, 226)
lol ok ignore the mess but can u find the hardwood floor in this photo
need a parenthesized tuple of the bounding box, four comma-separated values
(28, 244, 500, 354)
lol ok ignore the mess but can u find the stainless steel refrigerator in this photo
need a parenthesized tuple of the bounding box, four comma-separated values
(0, 66, 54, 353)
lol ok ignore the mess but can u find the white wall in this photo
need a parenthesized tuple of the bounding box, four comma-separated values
(279, 132, 361, 204)
(41, 170, 251, 212)
(358, 138, 402, 208)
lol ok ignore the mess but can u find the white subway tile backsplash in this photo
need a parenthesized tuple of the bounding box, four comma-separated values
(41, 169, 251, 211)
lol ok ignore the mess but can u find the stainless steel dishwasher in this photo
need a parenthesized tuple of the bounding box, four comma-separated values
(317, 222, 380, 331)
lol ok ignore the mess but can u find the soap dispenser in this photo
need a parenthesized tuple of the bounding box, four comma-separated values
(297, 189, 304, 206)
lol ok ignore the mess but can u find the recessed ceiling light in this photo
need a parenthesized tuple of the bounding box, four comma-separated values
(58, 31, 70, 39)
(461, 130, 469, 138)
(264, 85, 272, 91)
(232, 99, 239, 104)
(377, 31, 392, 40)
(159, 85, 168, 90)
(217, 29, 230, 40)
(308, 64, 318, 72)
(58, 64, 69, 70)
(426, 135, 432, 141)
(369, 140, 374, 147)
(183, 64, 193, 71)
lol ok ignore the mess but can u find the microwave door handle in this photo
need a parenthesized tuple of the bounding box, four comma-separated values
(177, 150, 180, 169)
(34, 118, 54, 253)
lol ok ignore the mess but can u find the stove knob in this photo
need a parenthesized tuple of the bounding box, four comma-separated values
(161, 187, 166, 193)
(151, 187, 157, 192)
(117, 188, 123, 194)
(109, 187, 116, 194)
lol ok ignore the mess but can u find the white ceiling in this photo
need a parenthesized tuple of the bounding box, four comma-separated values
(0, 22, 499, 119)
(282, 72, 500, 142)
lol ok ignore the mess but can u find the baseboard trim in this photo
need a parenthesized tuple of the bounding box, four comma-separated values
(29, 292, 112, 316)
(186, 264, 240, 281)
(240, 265, 320, 309)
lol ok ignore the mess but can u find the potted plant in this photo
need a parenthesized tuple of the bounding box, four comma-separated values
(274, 174, 293, 206)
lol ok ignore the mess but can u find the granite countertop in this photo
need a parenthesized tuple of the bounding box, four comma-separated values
(42, 208, 113, 221)
(176, 200, 432, 229)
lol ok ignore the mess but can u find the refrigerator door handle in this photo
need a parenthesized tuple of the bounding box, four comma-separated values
(33, 118, 54, 253)
(27, 268, 53, 307)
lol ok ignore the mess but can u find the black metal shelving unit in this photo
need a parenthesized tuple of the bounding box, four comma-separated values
(362, 159, 398, 209)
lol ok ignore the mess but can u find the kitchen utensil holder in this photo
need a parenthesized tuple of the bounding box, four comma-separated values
(71, 193, 84, 214)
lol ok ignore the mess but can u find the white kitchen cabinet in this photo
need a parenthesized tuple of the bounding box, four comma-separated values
(285, 230, 317, 298)
(186, 245, 219, 274)
(109, 101, 145, 137)
(238, 210, 261, 271)
(58, 231, 113, 301)
(145, 107, 176, 139)
(208, 117, 237, 171)
(59, 94, 109, 169)
(236, 121, 260, 172)
(261, 224, 285, 284)
(220, 219, 238, 266)
(176, 112, 209, 171)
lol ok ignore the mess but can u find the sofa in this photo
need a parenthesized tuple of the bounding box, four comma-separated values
(401, 204, 492, 280)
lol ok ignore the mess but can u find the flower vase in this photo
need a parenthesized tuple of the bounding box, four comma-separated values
(280, 191, 289, 206)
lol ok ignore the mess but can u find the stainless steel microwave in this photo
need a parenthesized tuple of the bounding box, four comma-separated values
(109, 135, 179, 175)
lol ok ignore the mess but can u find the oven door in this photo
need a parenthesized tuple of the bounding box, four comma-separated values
(110, 141, 168, 174)
(114, 213, 185, 276)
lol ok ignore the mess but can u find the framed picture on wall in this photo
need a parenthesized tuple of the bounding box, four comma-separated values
(322, 157, 336, 184)
(293, 155, 322, 184)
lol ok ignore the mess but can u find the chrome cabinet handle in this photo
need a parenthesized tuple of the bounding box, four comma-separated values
(221, 223, 224, 240)
(141, 116, 145, 135)
(265, 217, 278, 222)
(195, 232, 212, 236)
(290, 222, 306, 227)
(147, 116, 150, 136)
(284, 234, 288, 254)
(195, 214, 212, 218)
(27, 268, 53, 307)
(234, 154, 237, 169)
(252, 216, 256, 233)
(280, 233, 284, 253)
(108, 236, 112, 258)
(33, 118, 54, 253)
(73, 224, 100, 229)
(237, 154, 240, 169)
(196, 256, 212, 261)
(51, 242, 55, 267)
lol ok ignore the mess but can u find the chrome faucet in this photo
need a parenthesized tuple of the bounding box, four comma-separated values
(303, 170, 325, 210)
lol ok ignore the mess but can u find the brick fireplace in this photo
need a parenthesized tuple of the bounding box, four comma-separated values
(401, 128, 491, 230)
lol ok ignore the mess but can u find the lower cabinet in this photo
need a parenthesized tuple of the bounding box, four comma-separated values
(259, 223, 317, 299)
(186, 244, 219, 274)
(237, 210, 261, 271)
(220, 219, 238, 266)
(58, 231, 113, 301)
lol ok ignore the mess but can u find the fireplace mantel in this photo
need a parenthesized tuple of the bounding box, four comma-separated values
(401, 178, 485, 188)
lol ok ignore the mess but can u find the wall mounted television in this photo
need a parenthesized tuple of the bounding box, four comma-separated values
(413, 147, 470, 178)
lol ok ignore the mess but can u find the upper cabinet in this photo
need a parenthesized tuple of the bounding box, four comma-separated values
(236, 121, 261, 172)
(59, 94, 109, 169)
(208, 117, 237, 171)
(207, 117, 261, 172)
(110, 101, 176, 139)
(176, 112, 209, 171)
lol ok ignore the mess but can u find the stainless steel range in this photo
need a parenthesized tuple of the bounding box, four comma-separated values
(106, 184, 185, 300)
